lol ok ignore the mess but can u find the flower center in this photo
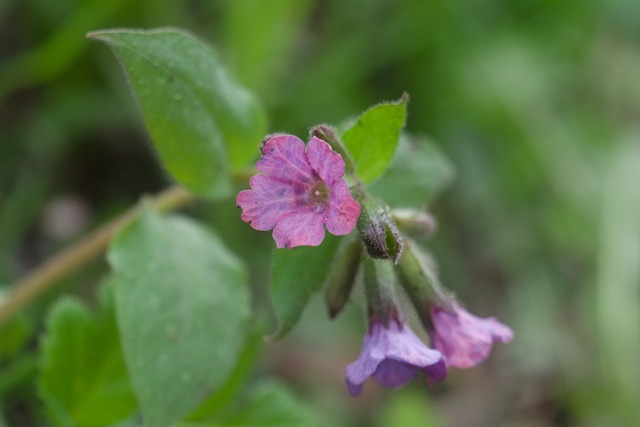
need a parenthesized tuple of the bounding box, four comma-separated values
(310, 181, 330, 204)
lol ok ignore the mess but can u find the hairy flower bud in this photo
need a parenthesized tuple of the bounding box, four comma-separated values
(357, 199, 404, 264)
(397, 239, 455, 330)
(363, 256, 399, 326)
(324, 238, 362, 319)
(391, 208, 437, 239)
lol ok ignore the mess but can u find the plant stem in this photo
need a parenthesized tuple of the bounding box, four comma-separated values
(0, 186, 195, 327)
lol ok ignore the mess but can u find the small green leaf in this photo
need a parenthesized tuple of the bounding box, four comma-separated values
(268, 235, 342, 341)
(342, 94, 408, 183)
(108, 208, 250, 427)
(38, 287, 136, 426)
(89, 28, 267, 198)
(368, 134, 455, 207)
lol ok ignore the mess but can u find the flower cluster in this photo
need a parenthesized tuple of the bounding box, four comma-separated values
(345, 304, 513, 395)
(237, 133, 513, 396)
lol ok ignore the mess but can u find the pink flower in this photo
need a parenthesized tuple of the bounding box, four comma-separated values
(345, 316, 447, 396)
(237, 135, 361, 248)
(430, 302, 514, 368)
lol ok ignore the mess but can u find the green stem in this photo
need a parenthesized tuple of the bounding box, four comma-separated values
(0, 185, 196, 327)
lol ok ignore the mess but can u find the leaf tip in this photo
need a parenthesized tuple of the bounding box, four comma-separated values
(264, 324, 288, 343)
(86, 29, 115, 41)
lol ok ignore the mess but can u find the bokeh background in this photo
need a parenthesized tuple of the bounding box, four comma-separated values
(1, 0, 640, 426)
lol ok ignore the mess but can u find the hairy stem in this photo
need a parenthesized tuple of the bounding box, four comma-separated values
(0, 186, 196, 327)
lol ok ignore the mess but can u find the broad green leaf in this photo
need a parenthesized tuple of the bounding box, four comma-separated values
(368, 134, 455, 208)
(89, 28, 267, 198)
(342, 94, 408, 183)
(215, 380, 321, 427)
(187, 321, 264, 421)
(38, 287, 137, 426)
(268, 235, 341, 340)
(108, 208, 250, 427)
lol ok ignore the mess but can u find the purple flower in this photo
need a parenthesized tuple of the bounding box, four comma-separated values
(430, 302, 514, 368)
(236, 135, 361, 248)
(345, 317, 447, 396)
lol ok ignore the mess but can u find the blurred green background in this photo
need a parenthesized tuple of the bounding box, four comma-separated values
(1, 0, 640, 426)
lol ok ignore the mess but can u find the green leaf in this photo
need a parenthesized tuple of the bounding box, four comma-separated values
(216, 380, 321, 427)
(0, 309, 32, 361)
(88, 28, 267, 198)
(268, 235, 342, 341)
(108, 208, 250, 427)
(38, 286, 137, 426)
(187, 322, 264, 421)
(342, 93, 408, 183)
(368, 134, 455, 208)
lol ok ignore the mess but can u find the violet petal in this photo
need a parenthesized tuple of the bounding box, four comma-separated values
(306, 136, 345, 185)
(272, 210, 326, 248)
(257, 135, 315, 185)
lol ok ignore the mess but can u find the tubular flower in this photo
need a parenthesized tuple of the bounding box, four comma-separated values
(236, 135, 361, 248)
(345, 316, 447, 396)
(430, 302, 514, 368)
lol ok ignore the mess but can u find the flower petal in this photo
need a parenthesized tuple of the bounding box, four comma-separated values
(236, 175, 300, 231)
(487, 318, 514, 343)
(258, 135, 315, 185)
(272, 211, 326, 248)
(345, 318, 446, 396)
(430, 304, 513, 369)
(372, 359, 417, 389)
(325, 180, 361, 235)
(384, 321, 446, 377)
(306, 136, 345, 185)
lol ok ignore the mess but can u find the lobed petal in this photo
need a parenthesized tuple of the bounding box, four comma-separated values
(345, 318, 446, 396)
(306, 136, 345, 185)
(384, 321, 447, 379)
(272, 210, 326, 248)
(325, 180, 361, 235)
(236, 175, 301, 231)
(372, 359, 417, 389)
(430, 304, 513, 369)
(487, 318, 514, 343)
(258, 135, 315, 185)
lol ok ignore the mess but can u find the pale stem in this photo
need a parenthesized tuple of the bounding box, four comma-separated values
(0, 186, 196, 327)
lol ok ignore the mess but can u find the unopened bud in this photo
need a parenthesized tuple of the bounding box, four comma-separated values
(363, 256, 399, 326)
(324, 239, 362, 319)
(391, 208, 437, 239)
(397, 239, 455, 330)
(357, 199, 404, 264)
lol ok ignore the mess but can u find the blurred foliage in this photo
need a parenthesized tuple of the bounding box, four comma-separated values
(1, 0, 640, 426)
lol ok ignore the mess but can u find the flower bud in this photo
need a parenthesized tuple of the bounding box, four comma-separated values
(357, 198, 404, 264)
(324, 239, 362, 319)
(397, 239, 455, 330)
(390, 208, 437, 239)
(363, 256, 399, 326)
